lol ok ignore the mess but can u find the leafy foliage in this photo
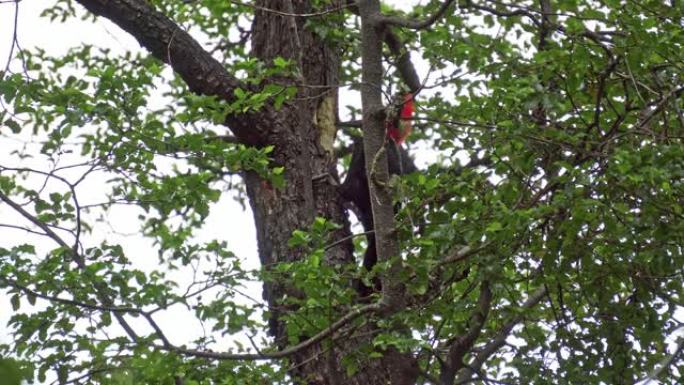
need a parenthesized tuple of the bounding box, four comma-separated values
(1, 0, 684, 384)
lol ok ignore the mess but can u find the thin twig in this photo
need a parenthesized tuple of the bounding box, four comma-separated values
(376, 0, 457, 30)
(167, 302, 383, 360)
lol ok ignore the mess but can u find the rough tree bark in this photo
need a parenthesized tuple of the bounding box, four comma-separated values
(73, 0, 418, 384)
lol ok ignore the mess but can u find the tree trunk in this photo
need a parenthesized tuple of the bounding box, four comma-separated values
(246, 1, 417, 384)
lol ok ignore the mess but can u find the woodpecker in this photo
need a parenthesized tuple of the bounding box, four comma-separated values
(386, 93, 414, 145)
(341, 92, 417, 298)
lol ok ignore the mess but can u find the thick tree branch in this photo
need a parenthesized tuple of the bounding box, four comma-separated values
(74, 0, 263, 144)
(453, 286, 548, 383)
(76, 0, 240, 96)
(345, 0, 421, 92)
(384, 29, 422, 93)
(359, 0, 405, 311)
(439, 281, 492, 385)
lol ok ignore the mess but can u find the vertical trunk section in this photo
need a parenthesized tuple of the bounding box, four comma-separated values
(248, 0, 350, 332)
(246, 1, 418, 384)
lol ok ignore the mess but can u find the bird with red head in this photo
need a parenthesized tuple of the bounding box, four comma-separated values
(386, 92, 414, 145)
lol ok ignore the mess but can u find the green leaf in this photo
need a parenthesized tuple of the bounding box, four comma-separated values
(10, 295, 20, 311)
(486, 221, 503, 233)
(0, 358, 28, 385)
(4, 118, 21, 134)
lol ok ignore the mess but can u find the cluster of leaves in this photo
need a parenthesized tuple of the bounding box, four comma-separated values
(0, 4, 299, 384)
(2, 0, 684, 384)
(384, 1, 684, 383)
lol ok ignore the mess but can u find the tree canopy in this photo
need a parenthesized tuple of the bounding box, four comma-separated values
(1, 1, 684, 384)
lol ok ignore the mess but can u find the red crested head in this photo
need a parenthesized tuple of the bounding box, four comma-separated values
(400, 93, 414, 119)
(387, 93, 414, 145)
